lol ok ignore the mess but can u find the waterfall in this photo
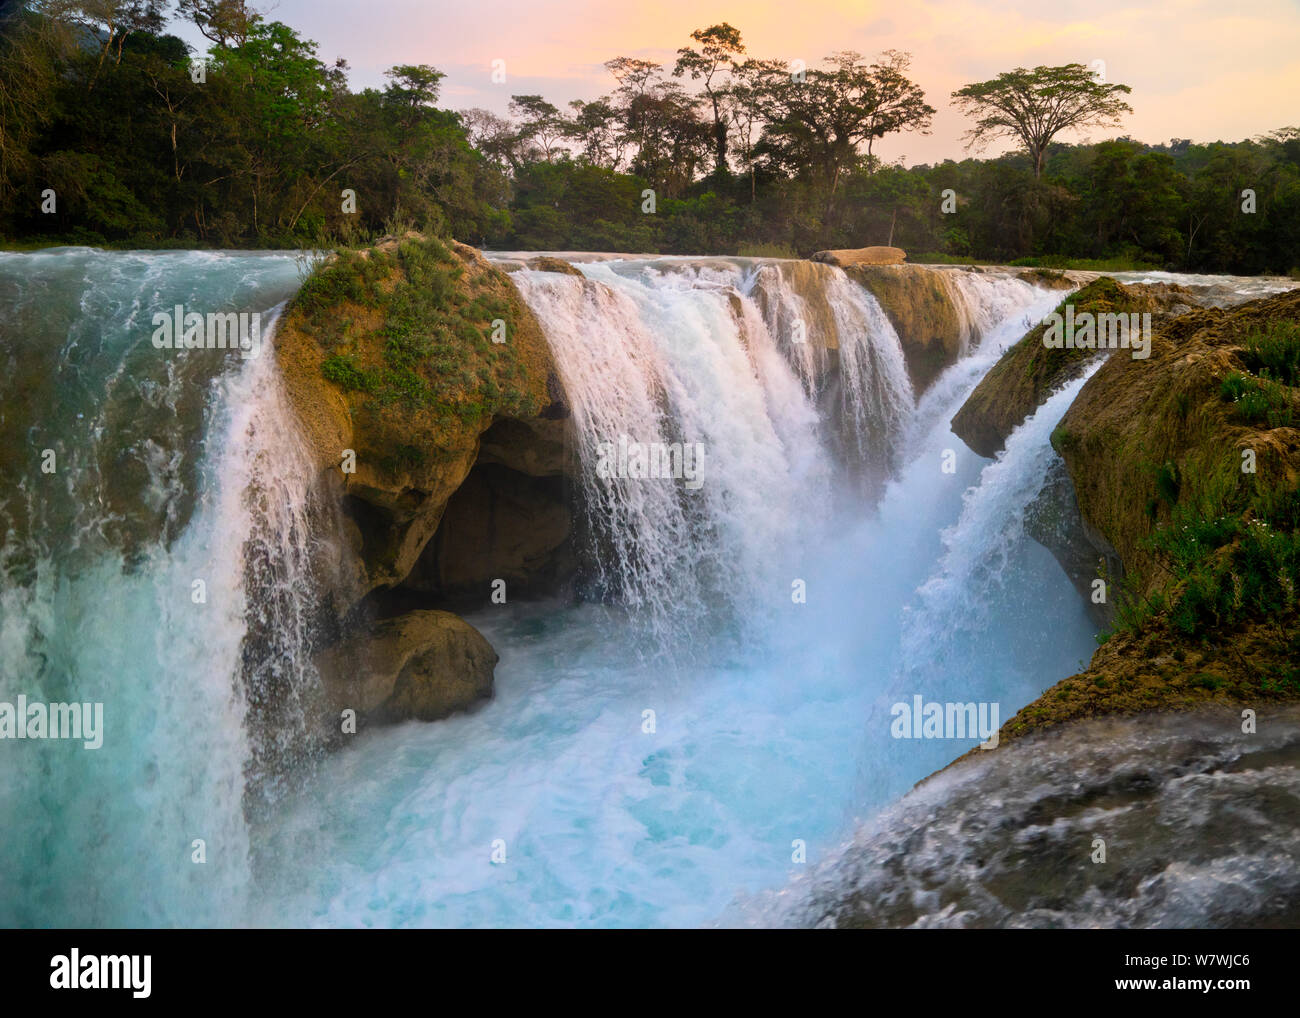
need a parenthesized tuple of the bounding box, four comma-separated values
(0, 249, 313, 925)
(1, 247, 1114, 928)
(508, 256, 919, 647)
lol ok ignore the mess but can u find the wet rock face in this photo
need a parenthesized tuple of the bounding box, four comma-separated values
(772, 707, 1300, 928)
(1023, 458, 1120, 628)
(974, 285, 1300, 743)
(845, 263, 969, 392)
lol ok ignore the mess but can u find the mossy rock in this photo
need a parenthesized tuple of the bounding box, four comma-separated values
(274, 234, 561, 590)
(846, 264, 968, 392)
(976, 289, 1300, 750)
(951, 278, 1198, 458)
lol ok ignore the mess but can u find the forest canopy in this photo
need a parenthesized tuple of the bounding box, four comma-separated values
(2, 1, 1297, 274)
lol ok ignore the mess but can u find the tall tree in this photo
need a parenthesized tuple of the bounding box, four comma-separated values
(753, 51, 934, 218)
(673, 23, 745, 175)
(952, 64, 1133, 179)
(508, 94, 568, 163)
(0, 5, 72, 201)
(722, 58, 783, 201)
(39, 0, 167, 76)
(565, 97, 626, 169)
(860, 50, 933, 173)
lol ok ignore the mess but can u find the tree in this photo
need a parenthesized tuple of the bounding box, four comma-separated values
(603, 57, 710, 196)
(461, 107, 528, 172)
(673, 23, 745, 175)
(860, 50, 933, 173)
(39, 0, 167, 76)
(508, 94, 568, 163)
(383, 64, 445, 125)
(952, 64, 1133, 179)
(565, 97, 626, 169)
(723, 58, 783, 201)
(176, 0, 260, 48)
(603, 56, 663, 162)
(752, 51, 934, 221)
(0, 5, 73, 202)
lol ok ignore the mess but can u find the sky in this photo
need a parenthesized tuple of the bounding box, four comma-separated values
(173, 0, 1300, 165)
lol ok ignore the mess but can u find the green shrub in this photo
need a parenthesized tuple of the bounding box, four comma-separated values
(1241, 321, 1300, 386)
(1154, 461, 1181, 506)
(321, 355, 374, 393)
(1220, 370, 1294, 427)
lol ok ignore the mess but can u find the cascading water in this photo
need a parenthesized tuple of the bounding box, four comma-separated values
(0, 249, 312, 926)
(1, 247, 1121, 927)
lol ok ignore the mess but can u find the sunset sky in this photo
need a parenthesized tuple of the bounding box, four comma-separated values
(181, 0, 1300, 164)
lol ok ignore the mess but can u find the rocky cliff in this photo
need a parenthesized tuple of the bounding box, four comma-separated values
(274, 234, 577, 728)
(963, 285, 1300, 742)
(846, 263, 972, 392)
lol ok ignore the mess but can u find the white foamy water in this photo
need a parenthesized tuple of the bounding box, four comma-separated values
(0, 250, 306, 926)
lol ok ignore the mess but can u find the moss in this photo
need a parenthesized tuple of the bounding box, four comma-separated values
(952, 277, 1185, 458)
(846, 264, 965, 392)
(1153, 460, 1181, 506)
(288, 235, 548, 427)
(320, 354, 374, 393)
(1049, 425, 1078, 455)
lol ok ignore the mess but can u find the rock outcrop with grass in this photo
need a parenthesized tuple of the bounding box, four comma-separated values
(951, 278, 1200, 459)
(997, 288, 1300, 743)
(274, 234, 576, 727)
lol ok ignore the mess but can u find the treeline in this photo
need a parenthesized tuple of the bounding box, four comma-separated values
(0, 1, 502, 246)
(2, 2, 1298, 274)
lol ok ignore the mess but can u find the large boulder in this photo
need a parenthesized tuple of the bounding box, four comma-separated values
(274, 235, 580, 729)
(987, 287, 1300, 745)
(526, 255, 585, 277)
(274, 234, 565, 593)
(316, 609, 498, 723)
(1054, 287, 1300, 600)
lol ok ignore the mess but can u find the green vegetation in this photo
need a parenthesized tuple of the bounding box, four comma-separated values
(291, 237, 534, 420)
(1220, 372, 1294, 427)
(1098, 320, 1300, 645)
(1023, 277, 1136, 383)
(1218, 323, 1300, 427)
(0, 6, 1297, 273)
(1241, 321, 1300, 385)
